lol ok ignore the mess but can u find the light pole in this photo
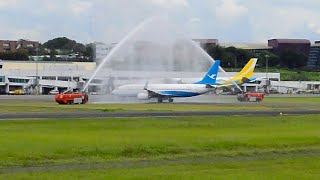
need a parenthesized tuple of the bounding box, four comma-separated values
(35, 48, 39, 95)
(68, 68, 72, 91)
(265, 54, 269, 93)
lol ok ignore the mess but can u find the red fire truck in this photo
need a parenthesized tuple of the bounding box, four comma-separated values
(54, 90, 88, 104)
(237, 92, 265, 102)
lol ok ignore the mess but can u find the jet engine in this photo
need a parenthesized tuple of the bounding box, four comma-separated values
(137, 93, 149, 100)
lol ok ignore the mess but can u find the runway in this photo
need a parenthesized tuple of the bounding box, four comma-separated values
(1, 109, 320, 120)
(0, 94, 319, 120)
(0, 94, 239, 103)
(1, 94, 319, 104)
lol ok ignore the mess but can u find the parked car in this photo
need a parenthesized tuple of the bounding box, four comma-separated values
(8, 90, 15, 95)
(49, 89, 59, 95)
(8, 89, 26, 95)
(269, 89, 279, 94)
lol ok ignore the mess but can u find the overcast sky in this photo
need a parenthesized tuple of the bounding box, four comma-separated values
(1, 0, 319, 44)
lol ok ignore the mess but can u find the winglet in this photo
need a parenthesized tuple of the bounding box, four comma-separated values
(143, 81, 149, 90)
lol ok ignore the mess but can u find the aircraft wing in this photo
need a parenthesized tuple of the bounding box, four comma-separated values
(146, 89, 171, 98)
(143, 82, 168, 98)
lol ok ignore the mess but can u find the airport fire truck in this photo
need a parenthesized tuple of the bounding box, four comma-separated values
(237, 92, 265, 102)
(54, 89, 88, 104)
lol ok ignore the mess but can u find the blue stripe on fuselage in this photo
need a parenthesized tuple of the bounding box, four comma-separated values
(159, 91, 200, 97)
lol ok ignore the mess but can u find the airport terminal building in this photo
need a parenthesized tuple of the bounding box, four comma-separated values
(1, 59, 319, 95)
(0, 59, 283, 95)
(0, 60, 96, 94)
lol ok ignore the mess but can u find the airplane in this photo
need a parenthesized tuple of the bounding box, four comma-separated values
(112, 60, 220, 103)
(112, 58, 258, 102)
(216, 58, 258, 87)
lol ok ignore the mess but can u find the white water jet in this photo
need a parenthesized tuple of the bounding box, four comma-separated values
(83, 17, 154, 91)
(187, 39, 225, 73)
(83, 15, 241, 94)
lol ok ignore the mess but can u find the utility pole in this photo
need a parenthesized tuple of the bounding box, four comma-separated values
(265, 54, 269, 94)
(35, 48, 39, 95)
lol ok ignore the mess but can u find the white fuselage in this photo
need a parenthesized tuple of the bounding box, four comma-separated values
(112, 84, 213, 98)
(170, 77, 230, 85)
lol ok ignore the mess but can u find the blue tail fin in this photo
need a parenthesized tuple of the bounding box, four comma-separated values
(194, 60, 220, 85)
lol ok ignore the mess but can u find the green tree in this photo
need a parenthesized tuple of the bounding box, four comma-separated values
(84, 44, 95, 61)
(221, 51, 236, 68)
(280, 49, 308, 69)
(205, 45, 256, 68)
(204, 44, 224, 60)
(230, 48, 256, 67)
(72, 43, 86, 53)
(49, 49, 58, 60)
(16, 48, 30, 60)
(258, 51, 280, 67)
(0, 51, 29, 60)
(42, 37, 94, 61)
(43, 37, 76, 51)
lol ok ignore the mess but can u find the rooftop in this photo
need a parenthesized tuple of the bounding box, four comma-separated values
(269, 39, 311, 44)
(220, 43, 271, 49)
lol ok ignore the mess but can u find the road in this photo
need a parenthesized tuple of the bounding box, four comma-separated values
(0, 94, 238, 103)
(0, 94, 319, 120)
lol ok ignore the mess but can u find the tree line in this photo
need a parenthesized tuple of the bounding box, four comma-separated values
(0, 37, 312, 70)
(0, 37, 94, 62)
(204, 44, 310, 70)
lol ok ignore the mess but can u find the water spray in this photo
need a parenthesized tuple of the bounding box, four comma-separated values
(187, 39, 243, 92)
(82, 17, 155, 92)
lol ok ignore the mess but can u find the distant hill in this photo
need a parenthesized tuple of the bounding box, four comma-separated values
(42, 37, 86, 53)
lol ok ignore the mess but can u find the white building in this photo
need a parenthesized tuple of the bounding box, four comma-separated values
(0, 60, 96, 94)
(269, 80, 320, 94)
(95, 42, 116, 61)
(1, 59, 318, 95)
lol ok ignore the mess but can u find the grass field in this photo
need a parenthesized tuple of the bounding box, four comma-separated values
(0, 96, 319, 113)
(249, 67, 320, 81)
(2, 156, 320, 179)
(263, 96, 320, 103)
(1, 115, 320, 179)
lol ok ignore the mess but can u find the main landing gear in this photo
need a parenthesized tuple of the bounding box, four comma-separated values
(157, 98, 174, 103)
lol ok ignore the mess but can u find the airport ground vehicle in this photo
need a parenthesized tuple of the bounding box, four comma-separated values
(8, 89, 26, 95)
(237, 92, 265, 102)
(54, 92, 88, 104)
(49, 89, 59, 95)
